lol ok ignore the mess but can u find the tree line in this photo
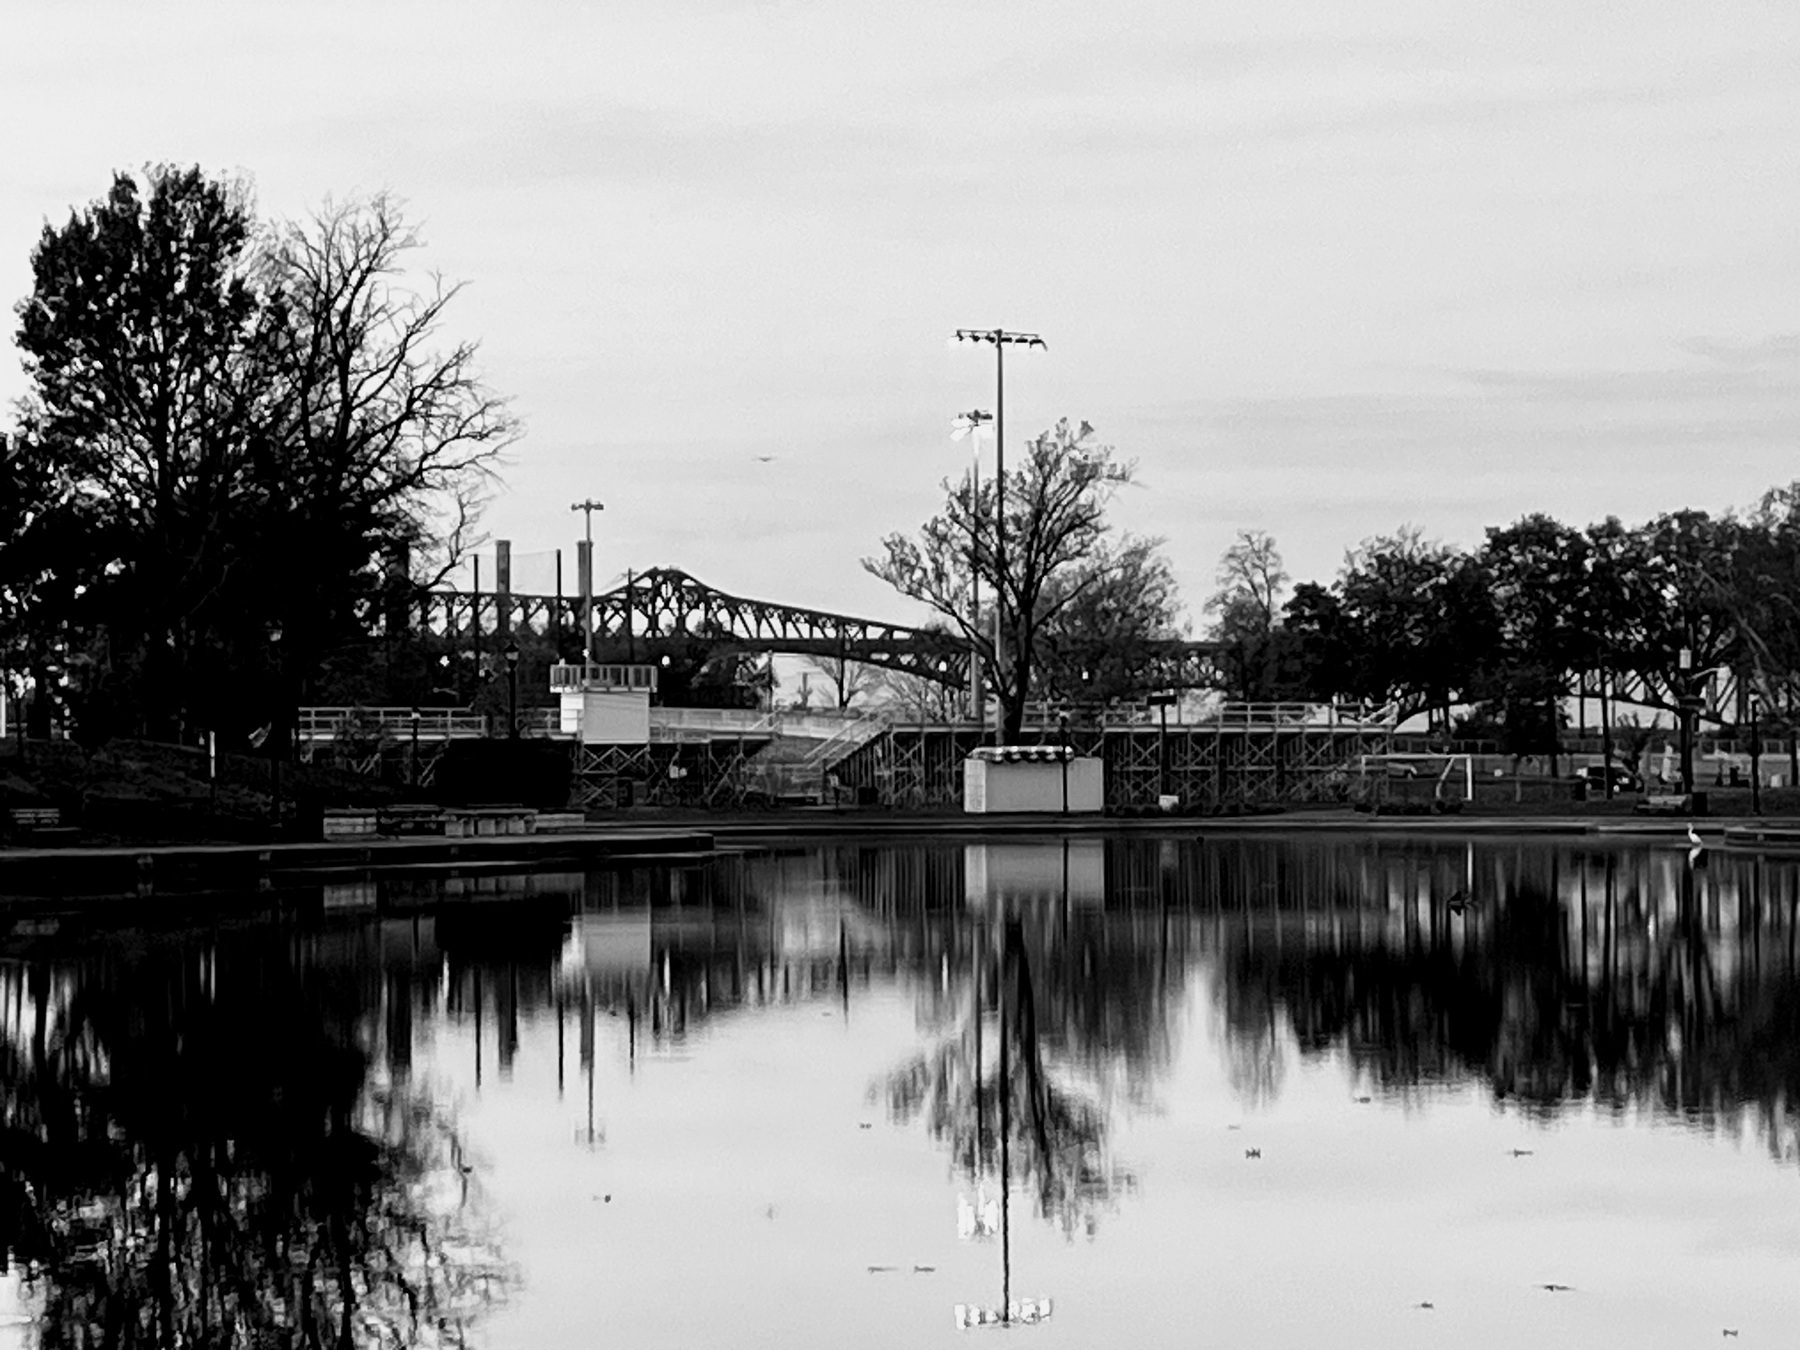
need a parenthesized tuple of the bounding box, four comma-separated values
(1209, 502, 1800, 756)
(1, 165, 513, 748)
(868, 425, 1800, 755)
(8, 168, 1795, 754)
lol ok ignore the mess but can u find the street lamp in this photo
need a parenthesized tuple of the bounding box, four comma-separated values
(955, 329, 1046, 745)
(952, 409, 993, 726)
(1147, 692, 1178, 806)
(504, 640, 521, 739)
(1678, 647, 1695, 796)
(1750, 691, 1762, 815)
(570, 499, 604, 666)
(409, 706, 422, 786)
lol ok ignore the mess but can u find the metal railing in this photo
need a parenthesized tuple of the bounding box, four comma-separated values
(798, 710, 891, 769)
(549, 663, 660, 693)
(648, 708, 776, 741)
(297, 707, 490, 742)
(1007, 699, 1400, 729)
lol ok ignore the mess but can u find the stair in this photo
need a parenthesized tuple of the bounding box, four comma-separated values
(744, 713, 890, 803)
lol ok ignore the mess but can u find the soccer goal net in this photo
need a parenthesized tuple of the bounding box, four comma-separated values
(1355, 753, 1476, 808)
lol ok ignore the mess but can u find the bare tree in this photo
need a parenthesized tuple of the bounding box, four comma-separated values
(1207, 530, 1290, 700)
(865, 420, 1144, 741)
(254, 193, 517, 702)
(868, 666, 964, 722)
(799, 652, 876, 710)
(1209, 530, 1288, 630)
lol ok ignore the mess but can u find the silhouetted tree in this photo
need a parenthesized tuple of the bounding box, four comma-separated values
(865, 420, 1180, 741)
(4, 168, 515, 747)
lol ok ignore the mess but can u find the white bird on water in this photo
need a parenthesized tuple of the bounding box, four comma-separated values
(1686, 824, 1704, 849)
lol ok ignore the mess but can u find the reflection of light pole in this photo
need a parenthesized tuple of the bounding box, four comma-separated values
(954, 927, 1053, 1332)
(955, 329, 1045, 746)
(504, 639, 521, 739)
(1058, 712, 1070, 815)
(999, 965, 1011, 1319)
(952, 410, 993, 724)
(269, 624, 283, 831)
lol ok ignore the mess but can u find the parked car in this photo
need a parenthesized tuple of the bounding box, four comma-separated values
(1576, 764, 1643, 794)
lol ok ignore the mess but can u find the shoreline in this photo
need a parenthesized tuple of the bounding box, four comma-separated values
(1, 807, 1785, 903)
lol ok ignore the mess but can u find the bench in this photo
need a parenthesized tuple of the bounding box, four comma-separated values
(444, 806, 536, 838)
(5, 805, 80, 846)
(321, 810, 381, 839)
(1634, 793, 1694, 817)
(378, 805, 449, 837)
(533, 811, 589, 834)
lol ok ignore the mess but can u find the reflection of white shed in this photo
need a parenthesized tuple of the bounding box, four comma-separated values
(561, 911, 653, 976)
(964, 841, 1105, 908)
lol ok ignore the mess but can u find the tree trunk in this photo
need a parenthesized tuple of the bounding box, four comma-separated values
(1547, 687, 1560, 779)
(1001, 684, 1026, 746)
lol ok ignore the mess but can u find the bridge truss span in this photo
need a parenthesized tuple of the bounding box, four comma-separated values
(412, 566, 1221, 692)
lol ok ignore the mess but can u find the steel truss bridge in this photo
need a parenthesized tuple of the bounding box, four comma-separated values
(407, 566, 1219, 690)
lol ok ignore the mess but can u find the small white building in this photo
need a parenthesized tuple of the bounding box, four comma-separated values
(963, 746, 1104, 814)
(550, 663, 659, 744)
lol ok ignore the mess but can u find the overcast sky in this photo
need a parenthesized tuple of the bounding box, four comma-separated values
(3, 0, 1795, 627)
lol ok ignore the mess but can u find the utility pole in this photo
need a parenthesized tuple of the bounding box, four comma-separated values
(570, 499, 604, 665)
(954, 330, 1045, 746)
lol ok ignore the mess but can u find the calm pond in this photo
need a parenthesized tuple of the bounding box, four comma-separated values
(3, 833, 1799, 1349)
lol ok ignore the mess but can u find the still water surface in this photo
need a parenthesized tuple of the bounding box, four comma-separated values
(4, 834, 1800, 1348)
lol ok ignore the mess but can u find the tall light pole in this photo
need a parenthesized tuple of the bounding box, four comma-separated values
(504, 639, 521, 739)
(952, 410, 993, 724)
(1678, 646, 1695, 796)
(570, 499, 604, 666)
(955, 329, 1045, 745)
(1749, 690, 1762, 814)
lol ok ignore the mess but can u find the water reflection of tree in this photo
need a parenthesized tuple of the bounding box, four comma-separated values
(1209, 846, 1800, 1161)
(0, 935, 507, 1347)
(883, 918, 1140, 1237)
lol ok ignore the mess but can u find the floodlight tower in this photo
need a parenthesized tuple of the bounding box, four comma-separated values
(953, 329, 1045, 743)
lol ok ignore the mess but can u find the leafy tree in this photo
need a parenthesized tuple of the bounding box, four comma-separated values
(866, 419, 1177, 741)
(1614, 510, 1742, 711)
(1271, 581, 1355, 700)
(0, 430, 98, 735)
(1335, 529, 1494, 720)
(4, 168, 515, 748)
(1034, 537, 1185, 704)
(1478, 514, 1593, 770)
(12, 166, 278, 741)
